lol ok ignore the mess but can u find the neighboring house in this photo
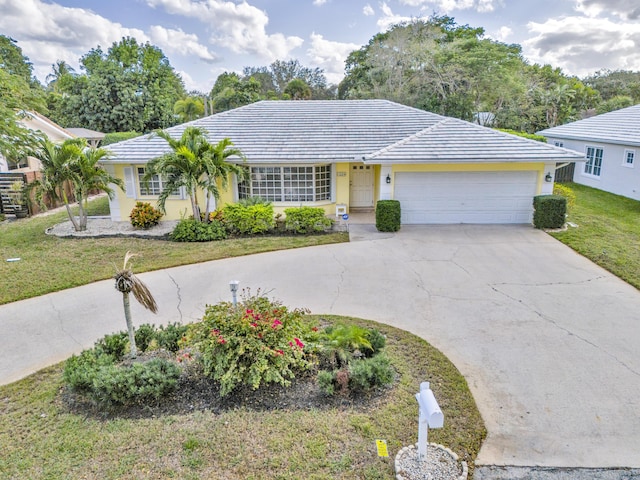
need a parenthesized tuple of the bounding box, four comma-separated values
(538, 104, 640, 201)
(102, 100, 584, 225)
(66, 128, 105, 148)
(0, 111, 75, 176)
(0, 112, 107, 175)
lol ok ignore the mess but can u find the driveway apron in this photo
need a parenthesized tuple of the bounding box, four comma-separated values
(1, 224, 639, 478)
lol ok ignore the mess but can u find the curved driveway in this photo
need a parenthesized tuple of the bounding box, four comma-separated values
(1, 224, 639, 478)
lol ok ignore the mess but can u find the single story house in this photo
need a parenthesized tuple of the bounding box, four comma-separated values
(538, 104, 640, 201)
(102, 100, 584, 225)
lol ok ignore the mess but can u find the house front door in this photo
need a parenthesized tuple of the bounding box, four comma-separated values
(350, 164, 374, 208)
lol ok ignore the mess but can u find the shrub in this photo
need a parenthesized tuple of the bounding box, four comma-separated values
(170, 218, 227, 242)
(184, 293, 314, 396)
(156, 322, 189, 353)
(134, 324, 156, 352)
(63, 349, 115, 393)
(553, 183, 576, 211)
(348, 354, 394, 393)
(284, 207, 333, 234)
(317, 370, 335, 395)
(533, 195, 567, 229)
(89, 358, 181, 407)
(366, 329, 386, 357)
(238, 196, 271, 207)
(0, 213, 5, 222)
(95, 332, 128, 360)
(223, 203, 275, 235)
(376, 200, 401, 232)
(320, 324, 373, 368)
(129, 202, 163, 229)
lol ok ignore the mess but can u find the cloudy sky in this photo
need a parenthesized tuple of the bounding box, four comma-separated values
(1, 0, 639, 93)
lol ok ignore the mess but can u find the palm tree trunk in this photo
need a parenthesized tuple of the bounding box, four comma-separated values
(61, 189, 81, 231)
(122, 291, 138, 357)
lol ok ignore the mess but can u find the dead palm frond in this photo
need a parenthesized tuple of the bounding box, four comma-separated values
(114, 252, 158, 357)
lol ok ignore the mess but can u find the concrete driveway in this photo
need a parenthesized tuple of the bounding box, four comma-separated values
(1, 224, 639, 479)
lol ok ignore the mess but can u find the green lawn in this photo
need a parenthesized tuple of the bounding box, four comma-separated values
(0, 316, 486, 480)
(550, 183, 640, 290)
(0, 198, 349, 305)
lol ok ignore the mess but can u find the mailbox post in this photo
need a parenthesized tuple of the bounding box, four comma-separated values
(415, 381, 444, 461)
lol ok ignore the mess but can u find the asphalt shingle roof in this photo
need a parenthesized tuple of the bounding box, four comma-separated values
(104, 100, 584, 164)
(537, 104, 640, 147)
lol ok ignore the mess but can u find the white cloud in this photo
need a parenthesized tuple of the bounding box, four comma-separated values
(397, 0, 500, 13)
(307, 33, 360, 84)
(363, 4, 375, 16)
(0, 0, 148, 82)
(490, 26, 513, 42)
(524, 15, 640, 77)
(313, 0, 328, 5)
(377, 2, 413, 31)
(575, 0, 640, 20)
(145, 0, 303, 61)
(149, 26, 218, 63)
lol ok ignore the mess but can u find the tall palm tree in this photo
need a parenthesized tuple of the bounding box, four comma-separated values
(145, 127, 245, 222)
(30, 138, 124, 231)
(114, 252, 158, 358)
(29, 138, 84, 230)
(201, 137, 247, 219)
(71, 146, 124, 230)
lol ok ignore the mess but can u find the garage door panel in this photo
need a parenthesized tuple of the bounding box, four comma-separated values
(394, 171, 537, 224)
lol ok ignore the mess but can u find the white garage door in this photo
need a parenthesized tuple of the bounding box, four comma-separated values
(394, 171, 537, 224)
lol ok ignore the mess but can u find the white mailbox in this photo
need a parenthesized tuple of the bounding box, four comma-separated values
(415, 381, 444, 460)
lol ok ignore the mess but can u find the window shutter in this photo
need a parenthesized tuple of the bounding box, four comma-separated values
(123, 167, 136, 199)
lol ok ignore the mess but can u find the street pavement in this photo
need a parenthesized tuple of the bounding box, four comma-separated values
(1, 224, 639, 479)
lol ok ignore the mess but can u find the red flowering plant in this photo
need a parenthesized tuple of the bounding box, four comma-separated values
(183, 290, 315, 396)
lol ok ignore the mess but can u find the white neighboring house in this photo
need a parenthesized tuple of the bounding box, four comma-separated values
(538, 104, 640, 201)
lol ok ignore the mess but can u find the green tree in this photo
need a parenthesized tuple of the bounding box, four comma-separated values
(0, 36, 46, 159)
(210, 73, 261, 112)
(144, 127, 246, 221)
(283, 78, 312, 100)
(174, 96, 205, 122)
(54, 37, 185, 132)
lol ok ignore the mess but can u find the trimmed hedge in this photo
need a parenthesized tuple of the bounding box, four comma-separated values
(284, 206, 333, 233)
(170, 218, 227, 242)
(376, 200, 401, 232)
(223, 203, 275, 234)
(533, 195, 566, 229)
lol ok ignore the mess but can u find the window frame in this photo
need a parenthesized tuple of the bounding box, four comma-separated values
(136, 167, 181, 198)
(237, 164, 333, 204)
(623, 149, 635, 168)
(583, 146, 603, 178)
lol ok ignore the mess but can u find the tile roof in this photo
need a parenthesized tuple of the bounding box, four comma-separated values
(537, 104, 640, 147)
(104, 100, 584, 165)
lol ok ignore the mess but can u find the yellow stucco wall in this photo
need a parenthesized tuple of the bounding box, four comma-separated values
(109, 161, 546, 221)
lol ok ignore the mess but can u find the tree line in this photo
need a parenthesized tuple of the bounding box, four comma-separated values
(3, 14, 640, 160)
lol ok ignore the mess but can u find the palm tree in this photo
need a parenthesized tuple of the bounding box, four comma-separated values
(114, 252, 158, 357)
(29, 138, 124, 231)
(71, 145, 124, 230)
(145, 127, 245, 222)
(173, 97, 205, 122)
(202, 138, 247, 219)
(29, 138, 84, 230)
